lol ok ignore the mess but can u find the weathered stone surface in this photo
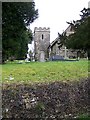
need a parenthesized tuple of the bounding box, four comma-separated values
(34, 27, 50, 62)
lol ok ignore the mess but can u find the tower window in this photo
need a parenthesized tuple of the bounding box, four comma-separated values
(42, 34, 44, 39)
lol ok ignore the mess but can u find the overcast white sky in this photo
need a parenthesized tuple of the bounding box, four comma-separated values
(30, 0, 89, 42)
(28, 0, 89, 52)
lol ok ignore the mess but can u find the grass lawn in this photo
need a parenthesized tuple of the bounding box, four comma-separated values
(1, 60, 88, 84)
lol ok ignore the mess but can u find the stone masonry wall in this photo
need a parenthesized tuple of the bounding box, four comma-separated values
(34, 27, 50, 61)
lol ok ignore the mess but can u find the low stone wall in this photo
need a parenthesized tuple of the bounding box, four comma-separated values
(2, 79, 89, 119)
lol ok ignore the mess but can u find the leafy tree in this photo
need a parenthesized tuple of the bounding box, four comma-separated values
(57, 32, 67, 49)
(2, 2, 38, 62)
(65, 8, 90, 59)
(17, 29, 33, 60)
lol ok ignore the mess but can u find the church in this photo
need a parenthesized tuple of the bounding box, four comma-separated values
(33, 26, 87, 62)
(49, 25, 78, 59)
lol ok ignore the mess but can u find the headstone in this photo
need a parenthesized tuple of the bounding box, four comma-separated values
(25, 58, 30, 63)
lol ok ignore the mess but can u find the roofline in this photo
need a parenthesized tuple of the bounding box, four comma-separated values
(50, 24, 72, 47)
(50, 37, 59, 47)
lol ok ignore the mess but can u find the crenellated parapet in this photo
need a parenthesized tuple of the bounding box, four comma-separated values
(34, 27, 50, 32)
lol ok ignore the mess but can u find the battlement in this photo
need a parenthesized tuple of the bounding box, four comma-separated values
(34, 27, 50, 32)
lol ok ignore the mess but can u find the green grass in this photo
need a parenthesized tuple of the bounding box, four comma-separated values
(77, 114, 90, 120)
(1, 60, 88, 84)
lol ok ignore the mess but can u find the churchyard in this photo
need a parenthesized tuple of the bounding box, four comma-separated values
(2, 60, 88, 84)
(2, 60, 90, 119)
(2, 1, 90, 119)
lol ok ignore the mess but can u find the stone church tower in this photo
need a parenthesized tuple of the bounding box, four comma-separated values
(34, 27, 50, 62)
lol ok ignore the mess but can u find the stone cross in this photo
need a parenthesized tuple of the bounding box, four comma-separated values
(64, 46, 68, 59)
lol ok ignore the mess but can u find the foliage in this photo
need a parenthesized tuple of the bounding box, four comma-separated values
(65, 8, 90, 59)
(16, 29, 33, 60)
(57, 32, 67, 48)
(2, 2, 38, 62)
(2, 60, 88, 84)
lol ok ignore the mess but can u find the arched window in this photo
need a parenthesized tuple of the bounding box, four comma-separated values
(42, 34, 44, 39)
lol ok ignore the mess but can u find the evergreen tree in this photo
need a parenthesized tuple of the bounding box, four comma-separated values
(66, 8, 90, 59)
(2, 2, 38, 62)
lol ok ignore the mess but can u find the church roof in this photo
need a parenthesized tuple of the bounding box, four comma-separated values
(50, 37, 59, 47)
(50, 24, 74, 48)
